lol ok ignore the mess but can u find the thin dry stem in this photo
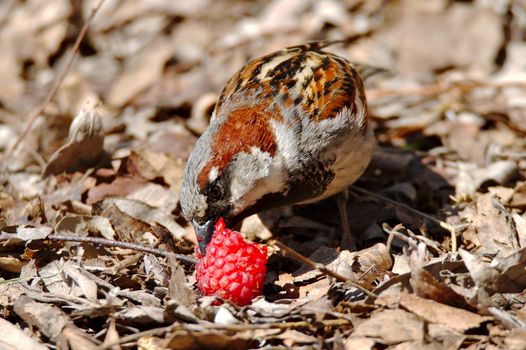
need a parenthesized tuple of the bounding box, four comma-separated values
(47, 234, 197, 264)
(271, 240, 377, 298)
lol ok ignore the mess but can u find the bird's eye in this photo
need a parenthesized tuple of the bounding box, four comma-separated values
(208, 183, 223, 200)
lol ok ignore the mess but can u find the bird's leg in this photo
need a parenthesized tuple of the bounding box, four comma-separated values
(335, 189, 356, 251)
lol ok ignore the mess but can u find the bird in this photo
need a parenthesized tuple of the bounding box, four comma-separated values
(179, 42, 376, 254)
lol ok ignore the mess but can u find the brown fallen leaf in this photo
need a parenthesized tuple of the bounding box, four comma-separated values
(63, 262, 99, 301)
(460, 248, 526, 295)
(43, 109, 106, 176)
(467, 193, 518, 258)
(167, 257, 195, 307)
(350, 309, 424, 345)
(0, 256, 24, 273)
(114, 306, 165, 325)
(137, 336, 166, 350)
(97, 203, 153, 243)
(0, 0, 71, 108)
(0, 225, 52, 241)
(93, 197, 185, 240)
(87, 176, 148, 205)
(493, 247, 526, 290)
(127, 183, 180, 213)
(399, 292, 491, 332)
(410, 262, 474, 311)
(55, 215, 116, 240)
(0, 317, 48, 350)
(407, 242, 475, 311)
(13, 295, 97, 346)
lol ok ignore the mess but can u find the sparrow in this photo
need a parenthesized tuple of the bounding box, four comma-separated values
(179, 42, 376, 254)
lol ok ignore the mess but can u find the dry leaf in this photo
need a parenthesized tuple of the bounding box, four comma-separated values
(167, 258, 195, 307)
(0, 317, 48, 350)
(93, 198, 185, 240)
(460, 248, 526, 295)
(0, 256, 24, 273)
(399, 292, 491, 332)
(55, 215, 115, 240)
(44, 109, 106, 176)
(470, 193, 518, 258)
(350, 309, 424, 344)
(13, 296, 84, 342)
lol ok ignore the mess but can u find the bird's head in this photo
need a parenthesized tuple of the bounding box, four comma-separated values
(179, 103, 288, 254)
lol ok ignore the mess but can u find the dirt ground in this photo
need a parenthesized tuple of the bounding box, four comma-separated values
(1, 0, 526, 349)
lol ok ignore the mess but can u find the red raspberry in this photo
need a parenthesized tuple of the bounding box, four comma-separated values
(195, 218, 267, 305)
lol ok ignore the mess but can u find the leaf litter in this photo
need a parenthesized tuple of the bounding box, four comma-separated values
(1, 0, 526, 349)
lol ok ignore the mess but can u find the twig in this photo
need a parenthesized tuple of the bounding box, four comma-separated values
(95, 319, 352, 350)
(271, 240, 377, 299)
(1, 0, 106, 166)
(95, 326, 173, 350)
(0, 272, 62, 285)
(351, 186, 457, 252)
(47, 235, 197, 264)
(383, 223, 418, 253)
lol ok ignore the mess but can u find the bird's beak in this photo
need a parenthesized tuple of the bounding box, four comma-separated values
(192, 219, 215, 255)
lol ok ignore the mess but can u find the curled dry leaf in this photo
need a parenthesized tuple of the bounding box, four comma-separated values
(460, 248, 526, 295)
(408, 243, 474, 310)
(294, 243, 392, 286)
(0, 256, 24, 273)
(43, 108, 105, 176)
(240, 214, 274, 241)
(187, 92, 218, 135)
